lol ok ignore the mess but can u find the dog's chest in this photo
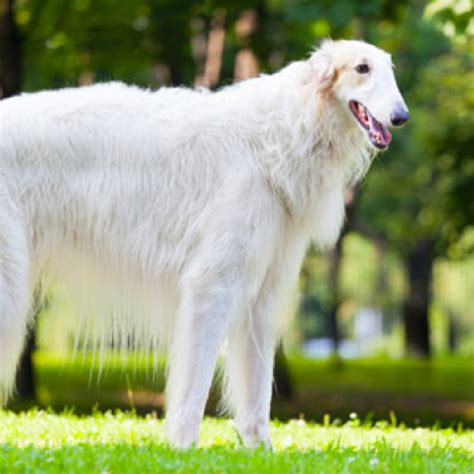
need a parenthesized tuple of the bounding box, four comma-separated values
(304, 179, 346, 249)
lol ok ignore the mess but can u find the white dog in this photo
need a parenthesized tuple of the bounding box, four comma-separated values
(0, 39, 409, 447)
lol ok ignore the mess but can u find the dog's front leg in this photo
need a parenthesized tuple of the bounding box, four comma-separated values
(165, 273, 242, 448)
(224, 280, 278, 449)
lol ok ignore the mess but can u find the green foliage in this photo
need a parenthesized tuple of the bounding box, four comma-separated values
(16, 0, 169, 88)
(0, 411, 472, 473)
(425, 0, 474, 43)
(14, 0, 411, 90)
(415, 48, 474, 251)
(359, 5, 474, 257)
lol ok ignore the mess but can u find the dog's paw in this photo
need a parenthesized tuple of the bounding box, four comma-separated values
(166, 424, 199, 449)
(168, 433, 198, 449)
(237, 420, 272, 449)
(165, 412, 201, 448)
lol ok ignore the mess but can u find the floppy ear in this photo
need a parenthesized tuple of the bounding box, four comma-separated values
(309, 45, 337, 93)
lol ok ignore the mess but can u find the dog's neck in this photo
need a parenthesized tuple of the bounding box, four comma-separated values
(251, 61, 375, 225)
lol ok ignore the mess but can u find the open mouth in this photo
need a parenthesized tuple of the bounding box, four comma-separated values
(349, 100, 392, 150)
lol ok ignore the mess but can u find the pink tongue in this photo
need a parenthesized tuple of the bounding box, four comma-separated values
(369, 115, 392, 145)
(382, 127, 392, 145)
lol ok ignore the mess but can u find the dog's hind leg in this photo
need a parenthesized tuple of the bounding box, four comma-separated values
(0, 202, 31, 405)
(165, 271, 243, 448)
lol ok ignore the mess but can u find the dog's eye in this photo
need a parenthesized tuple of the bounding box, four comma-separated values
(355, 64, 370, 74)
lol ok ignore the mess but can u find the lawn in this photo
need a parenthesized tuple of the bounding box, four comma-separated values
(0, 411, 472, 473)
(26, 352, 474, 427)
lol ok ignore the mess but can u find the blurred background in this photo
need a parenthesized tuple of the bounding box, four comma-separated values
(1, 0, 473, 427)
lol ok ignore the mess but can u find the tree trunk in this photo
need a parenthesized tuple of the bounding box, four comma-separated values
(151, 4, 194, 86)
(0, 0, 21, 98)
(327, 236, 343, 352)
(403, 240, 435, 358)
(448, 312, 458, 354)
(273, 342, 293, 400)
(15, 329, 36, 399)
(13, 291, 41, 400)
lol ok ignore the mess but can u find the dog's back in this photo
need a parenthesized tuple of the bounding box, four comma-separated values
(2, 83, 226, 267)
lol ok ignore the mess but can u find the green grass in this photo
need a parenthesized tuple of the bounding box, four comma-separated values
(0, 411, 472, 473)
(277, 356, 474, 426)
(290, 356, 474, 399)
(26, 352, 474, 427)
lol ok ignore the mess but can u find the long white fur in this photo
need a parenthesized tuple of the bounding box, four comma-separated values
(0, 40, 407, 447)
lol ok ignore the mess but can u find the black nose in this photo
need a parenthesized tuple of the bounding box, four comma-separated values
(390, 106, 410, 126)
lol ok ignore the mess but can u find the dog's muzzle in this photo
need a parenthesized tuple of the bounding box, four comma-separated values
(390, 104, 410, 127)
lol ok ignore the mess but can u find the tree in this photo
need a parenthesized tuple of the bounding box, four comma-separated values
(0, 0, 21, 97)
(358, 3, 474, 357)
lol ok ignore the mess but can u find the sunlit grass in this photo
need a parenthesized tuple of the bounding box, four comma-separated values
(0, 411, 472, 473)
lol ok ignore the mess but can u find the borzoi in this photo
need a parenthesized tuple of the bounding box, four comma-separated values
(0, 39, 409, 447)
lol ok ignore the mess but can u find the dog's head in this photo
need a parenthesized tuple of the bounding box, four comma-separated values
(310, 40, 410, 151)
